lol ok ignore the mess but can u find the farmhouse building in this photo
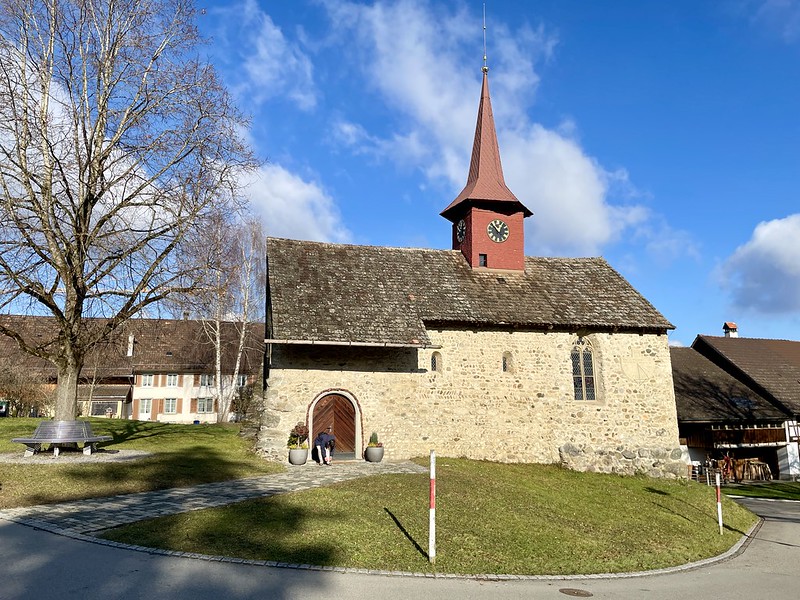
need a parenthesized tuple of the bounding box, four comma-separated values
(672, 324, 800, 480)
(259, 68, 685, 477)
(0, 315, 261, 423)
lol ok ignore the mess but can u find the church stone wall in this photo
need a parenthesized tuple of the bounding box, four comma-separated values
(258, 329, 684, 478)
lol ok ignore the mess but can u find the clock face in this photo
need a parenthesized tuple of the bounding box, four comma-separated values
(455, 219, 466, 243)
(487, 219, 509, 243)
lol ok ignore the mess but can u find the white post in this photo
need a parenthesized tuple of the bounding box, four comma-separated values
(429, 450, 436, 564)
(716, 472, 723, 535)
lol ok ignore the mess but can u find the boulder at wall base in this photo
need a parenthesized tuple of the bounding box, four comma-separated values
(559, 443, 686, 478)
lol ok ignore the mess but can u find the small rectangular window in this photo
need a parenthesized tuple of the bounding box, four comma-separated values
(164, 398, 177, 414)
(237, 374, 248, 387)
(166, 373, 179, 387)
(479, 254, 488, 267)
(200, 374, 214, 387)
(141, 374, 153, 387)
(139, 398, 152, 415)
(197, 397, 214, 413)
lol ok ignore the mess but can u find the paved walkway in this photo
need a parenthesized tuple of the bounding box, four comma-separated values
(0, 460, 427, 535)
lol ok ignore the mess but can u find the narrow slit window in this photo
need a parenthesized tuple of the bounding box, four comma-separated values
(431, 351, 442, 373)
(479, 254, 488, 267)
(502, 351, 514, 373)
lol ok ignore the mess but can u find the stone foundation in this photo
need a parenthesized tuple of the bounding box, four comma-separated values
(559, 443, 687, 478)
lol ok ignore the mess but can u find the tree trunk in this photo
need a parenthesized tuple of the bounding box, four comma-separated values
(54, 360, 81, 421)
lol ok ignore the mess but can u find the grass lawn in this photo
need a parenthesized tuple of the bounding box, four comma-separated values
(101, 458, 757, 576)
(0, 418, 283, 508)
(724, 481, 800, 501)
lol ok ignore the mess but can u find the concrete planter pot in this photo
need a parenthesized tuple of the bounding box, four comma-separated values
(288, 448, 308, 465)
(364, 446, 384, 462)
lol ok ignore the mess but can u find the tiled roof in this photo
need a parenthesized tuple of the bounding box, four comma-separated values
(693, 335, 800, 416)
(0, 315, 264, 379)
(266, 238, 674, 346)
(77, 384, 132, 400)
(670, 347, 787, 422)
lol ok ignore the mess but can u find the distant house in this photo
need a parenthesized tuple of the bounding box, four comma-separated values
(0, 315, 262, 423)
(259, 68, 685, 477)
(671, 323, 800, 479)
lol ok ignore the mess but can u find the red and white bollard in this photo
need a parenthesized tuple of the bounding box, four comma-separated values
(429, 450, 436, 564)
(716, 472, 723, 535)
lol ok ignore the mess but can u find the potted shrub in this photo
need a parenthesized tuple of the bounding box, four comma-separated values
(287, 422, 309, 465)
(364, 431, 384, 463)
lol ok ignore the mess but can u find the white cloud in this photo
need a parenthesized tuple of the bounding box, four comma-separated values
(749, 0, 800, 42)
(209, 0, 316, 110)
(244, 164, 351, 243)
(503, 124, 630, 256)
(721, 214, 800, 313)
(321, 0, 688, 257)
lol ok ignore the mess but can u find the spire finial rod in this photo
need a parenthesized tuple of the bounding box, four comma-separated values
(482, 3, 488, 73)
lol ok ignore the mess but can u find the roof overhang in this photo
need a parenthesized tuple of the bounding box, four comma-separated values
(265, 338, 441, 349)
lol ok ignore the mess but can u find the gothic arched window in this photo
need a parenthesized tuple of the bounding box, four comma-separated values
(571, 337, 596, 401)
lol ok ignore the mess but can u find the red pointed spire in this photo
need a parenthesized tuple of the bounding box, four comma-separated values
(441, 69, 532, 221)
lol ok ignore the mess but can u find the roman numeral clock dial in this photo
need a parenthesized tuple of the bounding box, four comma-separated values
(455, 219, 467, 244)
(487, 219, 509, 243)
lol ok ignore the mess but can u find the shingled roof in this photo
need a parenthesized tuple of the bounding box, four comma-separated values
(670, 346, 788, 423)
(692, 335, 800, 416)
(266, 238, 674, 346)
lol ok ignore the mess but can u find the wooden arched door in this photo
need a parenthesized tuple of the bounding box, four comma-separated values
(313, 394, 356, 453)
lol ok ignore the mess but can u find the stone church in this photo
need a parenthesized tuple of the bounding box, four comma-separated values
(259, 67, 685, 477)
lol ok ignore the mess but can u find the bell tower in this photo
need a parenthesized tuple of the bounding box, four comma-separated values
(440, 66, 532, 271)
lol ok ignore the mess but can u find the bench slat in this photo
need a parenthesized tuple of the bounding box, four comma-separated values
(12, 420, 112, 456)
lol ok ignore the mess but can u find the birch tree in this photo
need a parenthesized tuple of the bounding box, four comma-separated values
(178, 214, 266, 423)
(0, 0, 257, 420)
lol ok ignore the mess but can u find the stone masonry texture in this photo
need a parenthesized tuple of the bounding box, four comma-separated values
(258, 329, 684, 478)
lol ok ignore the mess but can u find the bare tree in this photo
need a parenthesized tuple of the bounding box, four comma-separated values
(176, 214, 266, 423)
(0, 0, 257, 420)
(0, 357, 53, 417)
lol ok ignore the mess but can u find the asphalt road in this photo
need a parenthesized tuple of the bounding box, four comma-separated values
(0, 497, 797, 600)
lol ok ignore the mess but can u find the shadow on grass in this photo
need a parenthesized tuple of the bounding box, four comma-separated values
(102, 500, 340, 567)
(20, 444, 274, 507)
(384, 508, 428, 560)
(89, 419, 233, 447)
(726, 482, 800, 501)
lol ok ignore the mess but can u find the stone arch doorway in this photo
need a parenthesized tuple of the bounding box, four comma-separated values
(311, 392, 360, 457)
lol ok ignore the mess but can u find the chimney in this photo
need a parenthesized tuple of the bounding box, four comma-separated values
(127, 334, 135, 357)
(723, 322, 738, 338)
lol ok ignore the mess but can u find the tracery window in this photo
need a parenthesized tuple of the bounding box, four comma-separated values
(571, 337, 596, 401)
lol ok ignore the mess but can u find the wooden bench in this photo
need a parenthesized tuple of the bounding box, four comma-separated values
(11, 420, 112, 457)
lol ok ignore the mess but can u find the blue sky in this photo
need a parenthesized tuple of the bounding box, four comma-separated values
(199, 0, 800, 347)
